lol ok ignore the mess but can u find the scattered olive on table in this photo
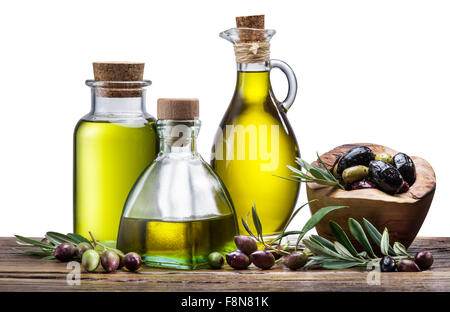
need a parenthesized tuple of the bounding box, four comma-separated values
(250, 250, 275, 270)
(208, 252, 224, 269)
(54, 242, 76, 262)
(226, 250, 250, 269)
(123, 252, 142, 271)
(414, 250, 434, 270)
(75, 242, 92, 258)
(100, 250, 120, 273)
(234, 235, 258, 256)
(397, 259, 421, 272)
(283, 251, 308, 270)
(81, 249, 100, 272)
(380, 256, 396, 272)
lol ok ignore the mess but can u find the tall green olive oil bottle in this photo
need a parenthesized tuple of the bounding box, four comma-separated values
(74, 62, 158, 244)
(211, 15, 300, 238)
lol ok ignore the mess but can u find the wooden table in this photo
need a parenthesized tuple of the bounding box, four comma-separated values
(1, 237, 449, 292)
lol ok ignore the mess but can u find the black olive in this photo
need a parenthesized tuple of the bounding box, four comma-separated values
(414, 250, 433, 270)
(337, 146, 375, 175)
(369, 160, 404, 194)
(393, 153, 416, 186)
(380, 256, 396, 272)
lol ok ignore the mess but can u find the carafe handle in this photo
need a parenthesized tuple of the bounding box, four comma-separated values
(269, 59, 298, 111)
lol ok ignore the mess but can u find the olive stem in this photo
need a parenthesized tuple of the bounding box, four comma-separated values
(88, 231, 97, 248)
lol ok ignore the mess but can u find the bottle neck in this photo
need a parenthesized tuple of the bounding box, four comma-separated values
(90, 88, 147, 119)
(235, 62, 271, 104)
(157, 120, 200, 155)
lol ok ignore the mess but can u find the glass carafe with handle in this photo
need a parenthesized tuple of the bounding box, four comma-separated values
(211, 15, 300, 238)
(118, 98, 238, 269)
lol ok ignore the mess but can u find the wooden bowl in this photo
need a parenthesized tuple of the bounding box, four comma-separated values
(306, 143, 436, 249)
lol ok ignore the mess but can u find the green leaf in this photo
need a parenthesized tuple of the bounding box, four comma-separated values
(363, 218, 395, 256)
(241, 217, 257, 239)
(66, 233, 90, 245)
(14, 235, 55, 250)
(334, 241, 359, 260)
(13, 248, 51, 256)
(303, 238, 354, 261)
(322, 259, 366, 269)
(295, 205, 348, 247)
(348, 218, 375, 258)
(329, 221, 359, 258)
(316, 152, 336, 179)
(309, 168, 328, 180)
(295, 158, 314, 171)
(380, 228, 390, 256)
(42, 255, 56, 260)
(46, 232, 78, 245)
(393, 242, 412, 258)
(310, 234, 336, 251)
(251, 204, 263, 240)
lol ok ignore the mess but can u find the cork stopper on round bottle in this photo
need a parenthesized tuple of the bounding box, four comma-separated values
(90, 62, 148, 97)
(157, 98, 199, 120)
(93, 62, 145, 81)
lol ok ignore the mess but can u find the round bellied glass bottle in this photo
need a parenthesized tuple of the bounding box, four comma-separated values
(74, 62, 158, 244)
(117, 98, 238, 269)
(211, 15, 300, 238)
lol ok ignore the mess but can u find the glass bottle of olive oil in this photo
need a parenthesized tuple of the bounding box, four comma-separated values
(117, 98, 238, 269)
(211, 15, 300, 238)
(74, 62, 158, 244)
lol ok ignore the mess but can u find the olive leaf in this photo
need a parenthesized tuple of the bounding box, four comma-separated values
(14, 235, 55, 250)
(310, 234, 335, 251)
(363, 218, 396, 256)
(279, 154, 345, 190)
(380, 228, 390, 256)
(393, 242, 412, 258)
(329, 221, 360, 258)
(251, 203, 263, 241)
(348, 218, 376, 258)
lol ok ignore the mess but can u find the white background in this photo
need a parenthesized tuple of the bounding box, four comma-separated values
(0, 0, 448, 237)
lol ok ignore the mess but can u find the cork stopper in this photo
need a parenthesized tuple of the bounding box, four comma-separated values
(236, 15, 265, 42)
(91, 62, 147, 97)
(157, 98, 199, 120)
(93, 62, 144, 81)
(236, 15, 265, 29)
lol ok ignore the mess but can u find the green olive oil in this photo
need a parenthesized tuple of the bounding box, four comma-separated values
(211, 71, 300, 236)
(74, 119, 158, 243)
(117, 215, 237, 269)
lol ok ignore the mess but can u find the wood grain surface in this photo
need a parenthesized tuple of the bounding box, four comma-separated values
(1, 237, 449, 292)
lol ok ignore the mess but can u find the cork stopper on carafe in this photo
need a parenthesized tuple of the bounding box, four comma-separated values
(92, 62, 147, 97)
(157, 98, 199, 120)
(232, 15, 271, 63)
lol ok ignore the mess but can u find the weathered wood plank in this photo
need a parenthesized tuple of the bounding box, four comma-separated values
(1, 237, 449, 292)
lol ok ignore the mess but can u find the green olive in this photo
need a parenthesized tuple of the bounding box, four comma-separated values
(342, 165, 369, 184)
(375, 152, 393, 164)
(82, 249, 100, 272)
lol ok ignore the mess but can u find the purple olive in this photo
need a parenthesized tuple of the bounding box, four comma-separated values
(397, 259, 421, 272)
(351, 179, 376, 190)
(415, 250, 433, 270)
(380, 256, 396, 272)
(283, 251, 308, 270)
(234, 236, 258, 256)
(250, 250, 275, 270)
(54, 243, 76, 262)
(75, 242, 92, 258)
(397, 181, 410, 194)
(226, 250, 250, 269)
(123, 252, 142, 272)
(100, 250, 120, 273)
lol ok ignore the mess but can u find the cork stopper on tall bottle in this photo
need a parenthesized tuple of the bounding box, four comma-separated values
(157, 98, 199, 120)
(92, 62, 147, 97)
(232, 15, 270, 63)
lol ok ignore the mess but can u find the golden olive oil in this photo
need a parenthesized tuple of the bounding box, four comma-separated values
(74, 119, 158, 243)
(212, 71, 300, 236)
(117, 215, 237, 269)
